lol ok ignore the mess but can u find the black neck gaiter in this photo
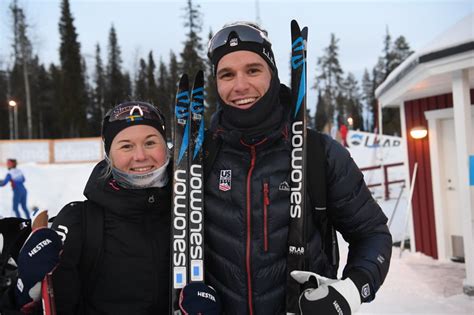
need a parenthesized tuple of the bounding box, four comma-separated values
(220, 75, 282, 142)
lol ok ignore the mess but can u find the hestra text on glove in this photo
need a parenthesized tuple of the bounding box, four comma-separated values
(15, 228, 62, 311)
(291, 270, 361, 315)
(179, 282, 221, 315)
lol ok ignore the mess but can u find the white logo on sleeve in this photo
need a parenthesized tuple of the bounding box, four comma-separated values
(361, 283, 371, 299)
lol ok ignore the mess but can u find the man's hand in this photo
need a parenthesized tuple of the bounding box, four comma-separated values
(15, 227, 62, 312)
(179, 282, 221, 315)
(291, 270, 361, 315)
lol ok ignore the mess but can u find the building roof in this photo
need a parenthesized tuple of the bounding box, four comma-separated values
(376, 13, 474, 106)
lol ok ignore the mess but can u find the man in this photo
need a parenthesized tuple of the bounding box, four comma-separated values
(204, 22, 392, 314)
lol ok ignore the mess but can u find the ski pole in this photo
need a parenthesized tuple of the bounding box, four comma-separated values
(388, 184, 405, 228)
(400, 162, 418, 257)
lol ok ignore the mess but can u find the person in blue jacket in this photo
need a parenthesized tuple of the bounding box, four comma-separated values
(0, 159, 30, 219)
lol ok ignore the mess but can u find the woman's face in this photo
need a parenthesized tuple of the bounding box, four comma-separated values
(109, 125, 167, 174)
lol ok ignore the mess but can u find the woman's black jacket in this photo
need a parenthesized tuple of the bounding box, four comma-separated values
(50, 161, 171, 314)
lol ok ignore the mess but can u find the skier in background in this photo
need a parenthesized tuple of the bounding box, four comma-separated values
(204, 21, 392, 314)
(0, 101, 220, 314)
(0, 159, 30, 219)
(339, 115, 349, 147)
(340, 122, 349, 147)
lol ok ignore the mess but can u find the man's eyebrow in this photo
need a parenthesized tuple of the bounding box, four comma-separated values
(217, 62, 265, 76)
(246, 62, 265, 68)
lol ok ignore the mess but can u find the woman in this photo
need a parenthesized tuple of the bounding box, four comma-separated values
(7, 101, 171, 314)
(1, 101, 221, 314)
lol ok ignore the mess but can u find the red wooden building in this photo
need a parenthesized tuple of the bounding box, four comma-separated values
(376, 13, 474, 295)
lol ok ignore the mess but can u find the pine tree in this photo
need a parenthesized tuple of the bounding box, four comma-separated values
(168, 51, 180, 97)
(361, 69, 374, 131)
(33, 63, 52, 138)
(343, 73, 363, 130)
(204, 29, 218, 127)
(382, 26, 393, 80)
(391, 36, 413, 70)
(134, 58, 148, 100)
(92, 44, 106, 128)
(315, 91, 328, 132)
(335, 91, 345, 120)
(383, 36, 413, 135)
(123, 72, 132, 101)
(0, 70, 8, 138)
(315, 33, 344, 126)
(156, 58, 171, 140)
(167, 50, 180, 140)
(370, 57, 385, 131)
(42, 64, 63, 138)
(380, 30, 413, 136)
(105, 25, 127, 107)
(306, 108, 314, 129)
(180, 0, 205, 78)
(58, 0, 87, 137)
(368, 30, 413, 136)
(147, 51, 158, 104)
(10, 0, 33, 138)
(28, 57, 52, 138)
(82, 56, 94, 135)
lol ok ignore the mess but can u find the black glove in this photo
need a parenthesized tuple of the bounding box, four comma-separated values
(14, 228, 62, 312)
(0, 217, 31, 297)
(291, 271, 361, 315)
(179, 282, 221, 315)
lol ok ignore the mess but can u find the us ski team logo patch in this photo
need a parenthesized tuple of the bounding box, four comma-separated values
(219, 170, 232, 191)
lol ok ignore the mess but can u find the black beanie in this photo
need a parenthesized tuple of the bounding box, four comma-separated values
(102, 101, 166, 156)
(210, 26, 277, 75)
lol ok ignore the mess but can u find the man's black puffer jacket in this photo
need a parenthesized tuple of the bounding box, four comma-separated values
(204, 89, 392, 315)
(50, 161, 171, 314)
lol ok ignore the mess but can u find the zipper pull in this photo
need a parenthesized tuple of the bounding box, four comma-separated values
(148, 195, 155, 203)
(263, 181, 270, 252)
(263, 182, 270, 206)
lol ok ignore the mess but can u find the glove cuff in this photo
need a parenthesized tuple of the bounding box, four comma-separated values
(347, 269, 374, 303)
(330, 278, 361, 314)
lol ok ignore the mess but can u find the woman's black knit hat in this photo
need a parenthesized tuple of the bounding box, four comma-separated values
(101, 101, 166, 156)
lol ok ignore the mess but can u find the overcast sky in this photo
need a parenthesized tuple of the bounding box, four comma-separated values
(0, 0, 472, 112)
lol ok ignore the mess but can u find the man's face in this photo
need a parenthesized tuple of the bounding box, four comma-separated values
(216, 50, 272, 110)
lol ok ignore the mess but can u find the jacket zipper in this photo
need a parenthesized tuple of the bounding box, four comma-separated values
(246, 145, 257, 315)
(146, 192, 159, 306)
(240, 138, 267, 315)
(263, 181, 270, 252)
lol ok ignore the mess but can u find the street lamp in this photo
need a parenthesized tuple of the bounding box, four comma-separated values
(8, 101, 14, 139)
(8, 100, 18, 139)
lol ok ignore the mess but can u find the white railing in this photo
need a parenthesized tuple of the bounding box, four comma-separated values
(0, 137, 104, 164)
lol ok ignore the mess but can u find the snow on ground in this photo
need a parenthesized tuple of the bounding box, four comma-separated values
(0, 162, 95, 218)
(362, 248, 474, 314)
(337, 238, 474, 314)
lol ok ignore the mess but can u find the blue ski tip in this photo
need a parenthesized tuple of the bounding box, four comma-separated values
(178, 122, 190, 163)
(193, 120, 205, 159)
